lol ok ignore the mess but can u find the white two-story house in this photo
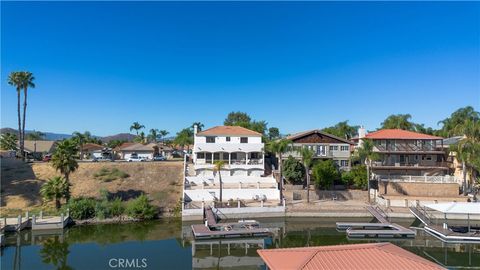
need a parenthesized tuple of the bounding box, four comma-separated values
(193, 125, 265, 177)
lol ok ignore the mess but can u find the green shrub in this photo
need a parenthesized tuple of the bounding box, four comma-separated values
(126, 195, 157, 220)
(95, 200, 110, 219)
(312, 160, 340, 190)
(94, 167, 129, 182)
(346, 165, 368, 190)
(109, 197, 125, 217)
(282, 156, 305, 184)
(67, 197, 96, 219)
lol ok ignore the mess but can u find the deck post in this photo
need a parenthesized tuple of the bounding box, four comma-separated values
(237, 200, 240, 208)
(3, 217, 6, 227)
(25, 211, 29, 219)
(17, 215, 22, 230)
(32, 215, 36, 225)
(40, 211, 43, 219)
(61, 213, 65, 224)
(261, 200, 264, 208)
(283, 198, 286, 207)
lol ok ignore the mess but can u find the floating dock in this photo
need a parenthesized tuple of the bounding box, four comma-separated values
(0, 215, 31, 232)
(32, 214, 71, 230)
(191, 207, 274, 240)
(336, 205, 415, 238)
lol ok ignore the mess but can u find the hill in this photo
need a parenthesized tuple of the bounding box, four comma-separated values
(0, 128, 72, 140)
(101, 133, 136, 142)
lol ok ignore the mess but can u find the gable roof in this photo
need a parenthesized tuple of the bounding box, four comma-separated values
(257, 243, 444, 270)
(82, 143, 104, 151)
(365, 129, 442, 140)
(22, 140, 56, 153)
(196, 126, 262, 137)
(286, 129, 352, 144)
(114, 142, 136, 151)
(120, 143, 158, 152)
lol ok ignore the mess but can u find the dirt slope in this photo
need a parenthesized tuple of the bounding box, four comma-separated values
(1, 159, 183, 214)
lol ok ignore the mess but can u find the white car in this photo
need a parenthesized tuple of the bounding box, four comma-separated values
(127, 156, 146, 162)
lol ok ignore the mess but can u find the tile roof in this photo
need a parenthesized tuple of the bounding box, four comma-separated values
(120, 143, 158, 152)
(114, 142, 136, 151)
(257, 243, 444, 270)
(365, 129, 443, 140)
(82, 143, 104, 151)
(196, 126, 262, 136)
(286, 129, 353, 144)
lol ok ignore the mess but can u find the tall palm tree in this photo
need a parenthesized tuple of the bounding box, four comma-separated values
(297, 146, 315, 203)
(213, 160, 226, 203)
(7, 72, 25, 159)
(72, 132, 86, 159)
(20, 72, 35, 160)
(149, 128, 159, 143)
(51, 140, 79, 201)
(130, 122, 145, 135)
(40, 176, 69, 209)
(452, 119, 480, 195)
(356, 139, 380, 202)
(159, 130, 169, 142)
(267, 139, 292, 201)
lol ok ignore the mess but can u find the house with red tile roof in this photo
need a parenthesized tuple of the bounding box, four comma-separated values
(257, 242, 445, 270)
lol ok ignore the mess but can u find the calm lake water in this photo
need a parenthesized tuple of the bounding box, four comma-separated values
(1, 217, 479, 270)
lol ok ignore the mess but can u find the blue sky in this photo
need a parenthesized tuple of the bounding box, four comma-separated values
(1, 1, 479, 136)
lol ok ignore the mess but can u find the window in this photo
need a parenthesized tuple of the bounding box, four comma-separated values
(329, 145, 338, 151)
(226, 137, 231, 142)
(340, 145, 349, 151)
(222, 153, 229, 160)
(206, 136, 215, 143)
(250, 152, 260, 159)
(231, 153, 237, 160)
(240, 137, 248, 143)
(213, 153, 220, 160)
(197, 153, 205, 159)
(340, 160, 349, 167)
(317, 145, 326, 156)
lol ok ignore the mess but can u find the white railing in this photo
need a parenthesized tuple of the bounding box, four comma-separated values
(377, 175, 459, 184)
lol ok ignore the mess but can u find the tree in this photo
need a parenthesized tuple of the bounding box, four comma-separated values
(342, 165, 367, 189)
(51, 140, 79, 201)
(322, 121, 359, 139)
(438, 106, 480, 137)
(312, 160, 340, 190)
(451, 119, 480, 195)
(129, 122, 145, 135)
(224, 111, 251, 126)
(148, 129, 159, 143)
(192, 122, 204, 132)
(40, 176, 69, 209)
(174, 128, 194, 151)
(134, 131, 147, 144)
(213, 161, 226, 203)
(72, 132, 86, 159)
(266, 139, 292, 201)
(355, 139, 380, 202)
(159, 130, 169, 142)
(107, 139, 126, 149)
(0, 133, 18, 150)
(249, 120, 268, 135)
(297, 147, 315, 202)
(8, 71, 35, 160)
(40, 237, 72, 270)
(282, 156, 305, 184)
(268, 127, 280, 141)
(380, 114, 415, 131)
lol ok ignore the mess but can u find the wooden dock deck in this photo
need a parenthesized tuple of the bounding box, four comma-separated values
(336, 205, 415, 239)
(32, 215, 71, 230)
(0, 216, 31, 232)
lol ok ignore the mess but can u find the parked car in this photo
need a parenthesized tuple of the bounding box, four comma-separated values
(93, 156, 113, 162)
(43, 154, 52, 162)
(128, 156, 146, 162)
(153, 155, 166, 161)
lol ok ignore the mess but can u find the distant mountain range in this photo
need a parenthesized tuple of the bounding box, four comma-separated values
(0, 128, 137, 142)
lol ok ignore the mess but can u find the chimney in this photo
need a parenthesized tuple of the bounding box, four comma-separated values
(358, 126, 366, 139)
(193, 124, 198, 135)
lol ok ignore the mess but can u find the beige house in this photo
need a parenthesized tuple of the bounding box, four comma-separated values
(22, 140, 57, 159)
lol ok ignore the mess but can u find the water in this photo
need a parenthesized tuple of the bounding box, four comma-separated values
(1, 217, 479, 269)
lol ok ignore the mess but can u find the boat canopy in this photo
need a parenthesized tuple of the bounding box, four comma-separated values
(425, 202, 480, 215)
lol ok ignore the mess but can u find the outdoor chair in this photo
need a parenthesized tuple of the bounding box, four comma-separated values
(331, 193, 338, 201)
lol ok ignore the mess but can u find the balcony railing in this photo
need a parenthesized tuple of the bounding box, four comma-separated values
(195, 159, 263, 166)
(372, 161, 450, 168)
(374, 144, 442, 152)
(377, 175, 458, 184)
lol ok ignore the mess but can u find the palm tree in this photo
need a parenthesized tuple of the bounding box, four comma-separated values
(0, 133, 18, 151)
(134, 131, 147, 144)
(7, 72, 25, 159)
(148, 129, 159, 143)
(159, 130, 169, 142)
(40, 176, 69, 209)
(51, 140, 79, 201)
(266, 139, 292, 201)
(192, 122, 204, 132)
(213, 161, 226, 203)
(356, 139, 380, 202)
(452, 119, 480, 195)
(297, 146, 315, 203)
(72, 132, 86, 159)
(20, 72, 35, 160)
(40, 237, 72, 270)
(130, 122, 145, 135)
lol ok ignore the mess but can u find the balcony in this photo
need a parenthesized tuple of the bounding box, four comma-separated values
(371, 161, 450, 169)
(373, 143, 443, 153)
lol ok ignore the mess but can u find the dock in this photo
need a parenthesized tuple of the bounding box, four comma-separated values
(410, 205, 480, 243)
(191, 207, 274, 240)
(32, 213, 71, 230)
(336, 205, 415, 238)
(0, 214, 31, 232)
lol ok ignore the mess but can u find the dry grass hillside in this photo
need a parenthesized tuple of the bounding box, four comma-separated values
(1, 159, 183, 214)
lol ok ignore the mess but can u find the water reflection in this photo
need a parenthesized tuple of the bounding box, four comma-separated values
(1, 218, 479, 270)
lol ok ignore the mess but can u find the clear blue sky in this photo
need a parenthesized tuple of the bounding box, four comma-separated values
(1, 1, 479, 136)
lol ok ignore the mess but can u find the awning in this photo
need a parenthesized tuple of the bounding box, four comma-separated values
(425, 202, 480, 215)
